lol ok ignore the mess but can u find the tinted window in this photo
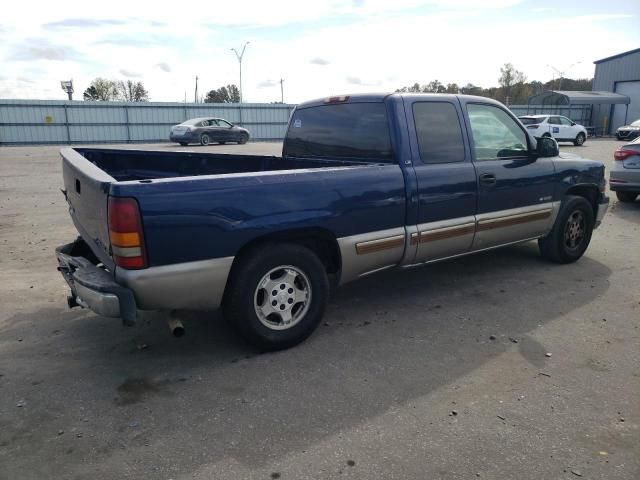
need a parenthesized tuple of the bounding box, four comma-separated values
(519, 117, 541, 125)
(467, 104, 528, 160)
(218, 119, 232, 127)
(284, 103, 393, 161)
(547, 116, 560, 125)
(413, 102, 464, 163)
(559, 117, 572, 126)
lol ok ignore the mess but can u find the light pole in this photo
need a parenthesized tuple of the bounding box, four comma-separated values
(230, 42, 250, 103)
(547, 62, 582, 90)
(60, 80, 74, 100)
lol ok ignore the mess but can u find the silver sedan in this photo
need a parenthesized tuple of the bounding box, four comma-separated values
(610, 136, 640, 202)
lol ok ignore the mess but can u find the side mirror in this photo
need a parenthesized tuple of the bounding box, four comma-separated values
(536, 136, 559, 158)
(571, 122, 576, 126)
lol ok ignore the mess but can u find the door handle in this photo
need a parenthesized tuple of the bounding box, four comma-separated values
(479, 173, 497, 187)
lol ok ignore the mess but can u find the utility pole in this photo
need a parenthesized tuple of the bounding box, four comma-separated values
(230, 42, 250, 103)
(280, 78, 284, 104)
(194, 76, 198, 104)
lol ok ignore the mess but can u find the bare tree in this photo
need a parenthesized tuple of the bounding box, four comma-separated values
(498, 63, 526, 104)
(116, 80, 149, 102)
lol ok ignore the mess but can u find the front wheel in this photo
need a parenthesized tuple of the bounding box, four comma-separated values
(574, 133, 586, 146)
(238, 133, 249, 144)
(538, 195, 594, 264)
(223, 243, 329, 350)
(616, 191, 638, 203)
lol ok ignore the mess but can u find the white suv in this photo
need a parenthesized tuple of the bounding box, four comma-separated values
(518, 115, 588, 146)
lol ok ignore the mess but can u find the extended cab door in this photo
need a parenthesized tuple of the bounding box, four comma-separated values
(463, 101, 557, 250)
(405, 98, 478, 263)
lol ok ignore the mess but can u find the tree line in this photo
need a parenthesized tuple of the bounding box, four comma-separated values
(83, 78, 150, 102)
(396, 63, 592, 105)
(82, 77, 242, 103)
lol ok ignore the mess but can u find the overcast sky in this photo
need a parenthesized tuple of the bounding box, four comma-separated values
(0, 0, 638, 103)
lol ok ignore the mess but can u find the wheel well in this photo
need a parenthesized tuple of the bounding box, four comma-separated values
(565, 185, 599, 216)
(231, 228, 342, 278)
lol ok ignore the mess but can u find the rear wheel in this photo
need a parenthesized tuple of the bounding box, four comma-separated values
(538, 195, 594, 264)
(542, 133, 552, 138)
(616, 191, 638, 203)
(200, 133, 210, 146)
(223, 243, 329, 350)
(574, 132, 586, 146)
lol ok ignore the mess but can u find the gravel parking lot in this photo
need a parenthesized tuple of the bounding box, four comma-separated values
(0, 139, 638, 479)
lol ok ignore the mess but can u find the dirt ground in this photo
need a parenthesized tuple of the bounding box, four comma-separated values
(0, 140, 638, 480)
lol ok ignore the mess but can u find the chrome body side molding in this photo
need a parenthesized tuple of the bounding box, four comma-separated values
(116, 256, 235, 310)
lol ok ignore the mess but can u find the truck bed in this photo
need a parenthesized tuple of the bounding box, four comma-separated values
(75, 148, 370, 181)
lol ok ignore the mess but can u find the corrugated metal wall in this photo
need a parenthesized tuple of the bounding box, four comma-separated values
(593, 50, 640, 133)
(0, 100, 295, 145)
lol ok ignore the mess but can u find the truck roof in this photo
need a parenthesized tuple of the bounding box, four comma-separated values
(296, 92, 505, 109)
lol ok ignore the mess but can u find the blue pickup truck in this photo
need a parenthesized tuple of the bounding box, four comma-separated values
(56, 93, 609, 349)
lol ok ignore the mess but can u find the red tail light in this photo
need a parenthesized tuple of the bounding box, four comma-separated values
(614, 148, 634, 161)
(526, 124, 539, 129)
(108, 196, 147, 269)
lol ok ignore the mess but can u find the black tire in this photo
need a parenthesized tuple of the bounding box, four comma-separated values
(200, 133, 210, 146)
(573, 133, 586, 146)
(616, 191, 638, 203)
(179, 142, 188, 146)
(223, 243, 329, 350)
(538, 195, 595, 264)
(542, 133, 552, 138)
(238, 133, 249, 144)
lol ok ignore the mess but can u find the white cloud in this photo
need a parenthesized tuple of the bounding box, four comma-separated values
(0, 0, 637, 103)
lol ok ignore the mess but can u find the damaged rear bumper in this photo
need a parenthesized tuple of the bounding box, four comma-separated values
(56, 239, 137, 325)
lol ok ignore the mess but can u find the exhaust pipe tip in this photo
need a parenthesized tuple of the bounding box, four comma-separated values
(168, 317, 185, 338)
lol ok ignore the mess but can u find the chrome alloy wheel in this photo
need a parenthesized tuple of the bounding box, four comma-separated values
(254, 266, 311, 330)
(565, 210, 585, 250)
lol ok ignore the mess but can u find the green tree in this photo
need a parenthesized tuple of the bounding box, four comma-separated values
(425, 80, 446, 93)
(445, 83, 459, 94)
(83, 78, 118, 101)
(116, 80, 149, 102)
(204, 84, 240, 103)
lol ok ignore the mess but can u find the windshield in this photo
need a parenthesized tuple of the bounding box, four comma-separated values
(519, 117, 542, 125)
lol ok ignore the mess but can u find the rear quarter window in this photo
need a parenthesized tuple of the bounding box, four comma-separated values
(284, 103, 394, 162)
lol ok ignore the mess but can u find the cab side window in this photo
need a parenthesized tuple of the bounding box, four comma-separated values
(559, 117, 573, 126)
(547, 117, 560, 125)
(467, 104, 528, 160)
(412, 102, 465, 163)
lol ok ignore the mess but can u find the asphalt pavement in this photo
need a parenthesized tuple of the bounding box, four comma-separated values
(0, 139, 638, 479)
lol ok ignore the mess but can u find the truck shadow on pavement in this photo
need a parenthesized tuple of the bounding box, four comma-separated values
(0, 242, 612, 478)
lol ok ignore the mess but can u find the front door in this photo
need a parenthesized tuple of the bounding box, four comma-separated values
(405, 98, 478, 264)
(463, 101, 557, 250)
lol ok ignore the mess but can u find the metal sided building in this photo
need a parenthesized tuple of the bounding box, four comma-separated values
(593, 48, 640, 133)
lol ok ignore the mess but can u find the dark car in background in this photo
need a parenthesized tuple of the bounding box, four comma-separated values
(170, 117, 250, 146)
(616, 119, 640, 141)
